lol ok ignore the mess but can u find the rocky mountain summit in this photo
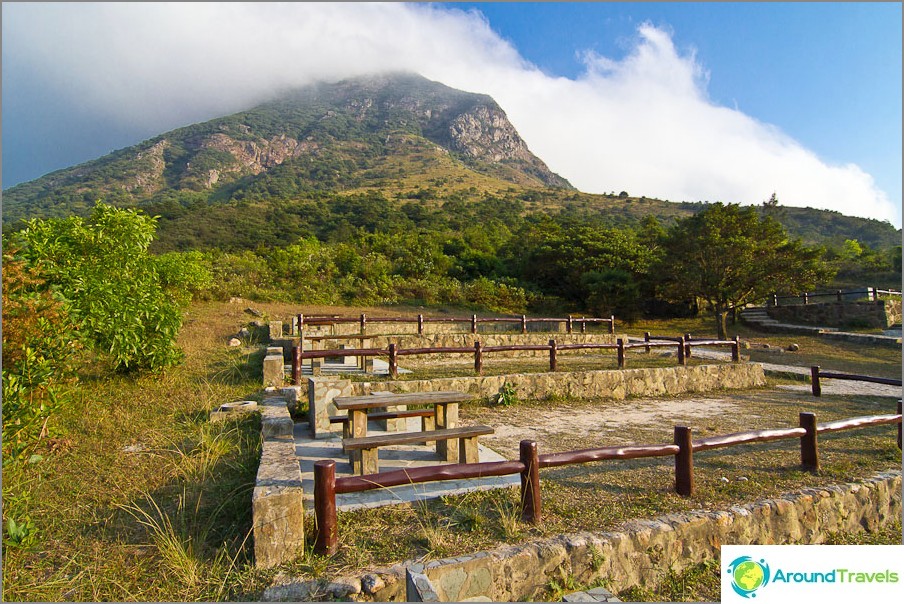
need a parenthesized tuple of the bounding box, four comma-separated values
(3, 72, 570, 225)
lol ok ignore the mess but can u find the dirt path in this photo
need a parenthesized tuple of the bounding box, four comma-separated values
(462, 382, 899, 460)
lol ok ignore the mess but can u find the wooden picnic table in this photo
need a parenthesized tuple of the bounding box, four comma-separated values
(332, 390, 472, 469)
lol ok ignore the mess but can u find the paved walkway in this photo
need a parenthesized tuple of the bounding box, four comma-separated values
(692, 349, 901, 396)
(293, 417, 519, 512)
(739, 306, 902, 347)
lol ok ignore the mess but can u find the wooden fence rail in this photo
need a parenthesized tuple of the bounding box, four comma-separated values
(769, 288, 902, 306)
(313, 405, 902, 554)
(294, 312, 616, 336)
(810, 365, 903, 397)
(293, 335, 741, 383)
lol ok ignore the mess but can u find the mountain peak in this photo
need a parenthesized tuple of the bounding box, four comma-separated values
(2, 73, 571, 225)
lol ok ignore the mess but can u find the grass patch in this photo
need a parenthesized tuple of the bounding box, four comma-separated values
(1, 302, 270, 602)
(3, 302, 899, 601)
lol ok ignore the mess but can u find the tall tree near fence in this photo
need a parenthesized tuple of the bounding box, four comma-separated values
(657, 203, 833, 339)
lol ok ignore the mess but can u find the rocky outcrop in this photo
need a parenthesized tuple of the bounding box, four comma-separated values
(126, 139, 169, 194)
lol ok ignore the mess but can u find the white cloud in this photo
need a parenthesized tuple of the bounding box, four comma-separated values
(3, 2, 898, 225)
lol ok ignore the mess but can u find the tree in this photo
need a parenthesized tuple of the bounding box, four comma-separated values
(658, 203, 833, 339)
(15, 203, 190, 372)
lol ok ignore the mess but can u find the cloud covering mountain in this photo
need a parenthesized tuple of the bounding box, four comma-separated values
(3, 2, 898, 225)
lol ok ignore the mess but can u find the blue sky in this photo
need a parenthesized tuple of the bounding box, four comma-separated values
(447, 1, 902, 223)
(3, 2, 901, 227)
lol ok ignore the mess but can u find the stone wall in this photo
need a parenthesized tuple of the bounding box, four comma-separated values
(291, 318, 612, 338)
(252, 393, 305, 568)
(262, 471, 902, 601)
(307, 363, 766, 438)
(307, 332, 618, 359)
(767, 300, 901, 329)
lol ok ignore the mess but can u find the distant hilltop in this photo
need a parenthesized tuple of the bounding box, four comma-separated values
(2, 72, 571, 225)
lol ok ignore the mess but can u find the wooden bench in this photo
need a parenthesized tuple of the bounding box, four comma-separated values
(343, 425, 495, 475)
(329, 409, 436, 440)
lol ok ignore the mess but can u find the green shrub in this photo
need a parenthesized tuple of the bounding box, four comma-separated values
(15, 202, 186, 372)
(1, 245, 79, 461)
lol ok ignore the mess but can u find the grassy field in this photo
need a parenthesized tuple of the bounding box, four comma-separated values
(2, 301, 900, 602)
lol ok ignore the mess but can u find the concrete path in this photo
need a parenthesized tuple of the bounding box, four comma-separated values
(691, 349, 901, 397)
(739, 306, 902, 347)
(293, 417, 519, 512)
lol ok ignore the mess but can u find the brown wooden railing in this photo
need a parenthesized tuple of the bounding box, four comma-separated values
(292, 335, 741, 383)
(313, 404, 902, 554)
(294, 313, 616, 336)
(810, 366, 902, 397)
(769, 287, 902, 306)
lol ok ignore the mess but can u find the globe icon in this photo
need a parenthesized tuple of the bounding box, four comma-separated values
(733, 560, 765, 592)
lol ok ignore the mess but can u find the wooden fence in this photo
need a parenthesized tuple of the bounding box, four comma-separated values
(294, 313, 616, 336)
(313, 404, 902, 554)
(292, 335, 742, 383)
(769, 287, 902, 307)
(810, 366, 903, 397)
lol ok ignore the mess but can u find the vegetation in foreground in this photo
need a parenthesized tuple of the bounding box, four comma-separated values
(2, 300, 901, 601)
(2, 200, 900, 602)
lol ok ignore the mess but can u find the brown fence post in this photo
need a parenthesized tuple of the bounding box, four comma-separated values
(674, 426, 694, 496)
(471, 314, 478, 335)
(897, 400, 901, 450)
(474, 341, 483, 375)
(521, 314, 527, 334)
(418, 314, 424, 335)
(684, 333, 692, 358)
(872, 286, 878, 301)
(609, 315, 615, 335)
(772, 293, 778, 306)
(811, 366, 821, 397)
(677, 336, 686, 366)
(549, 339, 557, 372)
(644, 331, 651, 354)
(567, 316, 573, 334)
(617, 338, 625, 369)
(293, 345, 302, 385)
(388, 343, 397, 378)
(732, 336, 741, 362)
(314, 460, 338, 555)
(799, 412, 818, 471)
(802, 292, 809, 305)
(360, 313, 367, 335)
(519, 440, 541, 523)
(297, 313, 304, 336)
(581, 317, 586, 334)
(836, 290, 843, 302)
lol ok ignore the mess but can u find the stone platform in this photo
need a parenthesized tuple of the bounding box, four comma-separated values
(293, 417, 519, 511)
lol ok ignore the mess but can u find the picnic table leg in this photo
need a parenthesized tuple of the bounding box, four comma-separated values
(361, 447, 379, 475)
(459, 436, 480, 464)
(348, 408, 367, 473)
(435, 402, 459, 462)
(422, 414, 436, 445)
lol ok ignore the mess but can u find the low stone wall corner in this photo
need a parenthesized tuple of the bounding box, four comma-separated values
(253, 396, 305, 569)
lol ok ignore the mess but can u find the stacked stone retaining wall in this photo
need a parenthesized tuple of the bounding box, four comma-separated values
(294, 320, 611, 338)
(307, 332, 618, 359)
(767, 299, 901, 329)
(307, 363, 766, 438)
(252, 393, 305, 568)
(262, 471, 902, 601)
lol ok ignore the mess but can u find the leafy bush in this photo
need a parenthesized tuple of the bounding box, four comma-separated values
(492, 382, 518, 407)
(15, 203, 187, 372)
(1, 246, 79, 461)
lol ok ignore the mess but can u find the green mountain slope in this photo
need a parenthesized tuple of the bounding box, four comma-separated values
(3, 72, 899, 253)
(2, 72, 571, 226)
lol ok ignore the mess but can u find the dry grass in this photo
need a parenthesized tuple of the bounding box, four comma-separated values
(3, 302, 899, 602)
